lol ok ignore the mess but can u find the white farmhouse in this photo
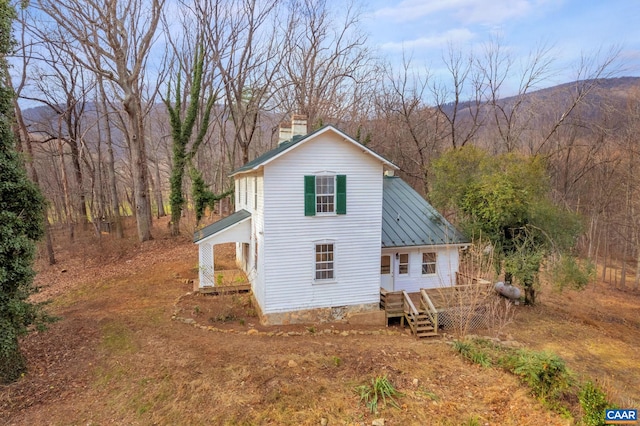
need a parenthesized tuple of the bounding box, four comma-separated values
(194, 116, 469, 325)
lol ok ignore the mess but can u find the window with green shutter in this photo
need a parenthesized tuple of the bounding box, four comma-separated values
(304, 174, 347, 215)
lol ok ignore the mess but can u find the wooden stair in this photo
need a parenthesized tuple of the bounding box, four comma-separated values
(382, 280, 493, 338)
(405, 311, 438, 338)
(402, 290, 439, 339)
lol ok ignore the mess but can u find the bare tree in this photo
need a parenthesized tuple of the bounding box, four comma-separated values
(432, 43, 485, 149)
(19, 34, 95, 237)
(8, 79, 56, 264)
(476, 37, 555, 153)
(620, 89, 640, 289)
(36, 0, 166, 242)
(198, 0, 282, 165)
(9, 8, 56, 263)
(277, 0, 375, 130)
(374, 55, 445, 196)
(533, 47, 622, 155)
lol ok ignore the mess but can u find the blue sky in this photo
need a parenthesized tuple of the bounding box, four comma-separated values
(362, 0, 640, 89)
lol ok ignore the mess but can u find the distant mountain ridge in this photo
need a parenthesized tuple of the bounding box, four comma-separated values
(20, 76, 640, 139)
(438, 76, 640, 116)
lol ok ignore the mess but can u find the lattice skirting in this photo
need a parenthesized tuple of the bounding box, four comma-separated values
(437, 304, 490, 331)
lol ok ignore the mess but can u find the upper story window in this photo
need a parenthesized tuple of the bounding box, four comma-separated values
(254, 176, 258, 210)
(244, 177, 248, 206)
(238, 178, 244, 208)
(316, 175, 334, 213)
(304, 174, 346, 216)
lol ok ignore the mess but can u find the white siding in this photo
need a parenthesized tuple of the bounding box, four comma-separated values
(382, 246, 460, 293)
(261, 131, 383, 314)
(233, 171, 267, 308)
(251, 173, 266, 307)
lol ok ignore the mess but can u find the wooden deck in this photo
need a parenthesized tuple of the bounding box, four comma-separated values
(380, 276, 493, 339)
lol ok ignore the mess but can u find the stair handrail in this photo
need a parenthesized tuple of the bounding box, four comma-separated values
(420, 289, 439, 332)
(403, 291, 419, 317)
(402, 290, 420, 335)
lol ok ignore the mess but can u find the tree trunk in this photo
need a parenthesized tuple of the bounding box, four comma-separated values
(241, 142, 249, 165)
(620, 251, 627, 289)
(123, 95, 152, 241)
(524, 279, 536, 305)
(98, 80, 123, 239)
(602, 224, 608, 283)
(154, 159, 165, 218)
(635, 244, 639, 291)
(44, 218, 56, 265)
(68, 138, 88, 231)
(148, 164, 158, 219)
(57, 133, 74, 242)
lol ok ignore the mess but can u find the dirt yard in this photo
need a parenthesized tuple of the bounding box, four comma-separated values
(1, 217, 638, 425)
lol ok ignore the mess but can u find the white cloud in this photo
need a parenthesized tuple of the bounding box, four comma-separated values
(454, 0, 533, 25)
(374, 0, 540, 26)
(374, 0, 466, 22)
(380, 28, 476, 51)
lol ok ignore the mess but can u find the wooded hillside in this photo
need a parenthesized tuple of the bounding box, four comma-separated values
(9, 0, 639, 289)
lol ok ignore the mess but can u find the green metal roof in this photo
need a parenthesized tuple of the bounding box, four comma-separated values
(193, 209, 251, 243)
(382, 176, 469, 248)
(231, 135, 305, 175)
(230, 125, 397, 176)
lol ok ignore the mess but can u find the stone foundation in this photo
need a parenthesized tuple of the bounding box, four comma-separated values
(256, 301, 381, 326)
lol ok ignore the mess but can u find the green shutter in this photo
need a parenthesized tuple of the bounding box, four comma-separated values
(336, 174, 346, 215)
(304, 175, 316, 216)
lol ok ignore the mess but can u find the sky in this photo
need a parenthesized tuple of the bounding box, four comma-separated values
(361, 0, 640, 90)
(13, 0, 640, 110)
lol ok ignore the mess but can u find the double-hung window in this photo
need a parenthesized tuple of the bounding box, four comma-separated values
(304, 174, 346, 216)
(422, 252, 437, 275)
(244, 177, 248, 206)
(315, 243, 334, 280)
(316, 176, 334, 213)
(254, 176, 258, 210)
(398, 253, 409, 275)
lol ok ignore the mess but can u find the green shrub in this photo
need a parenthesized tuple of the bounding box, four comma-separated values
(579, 381, 615, 426)
(506, 350, 573, 401)
(453, 340, 491, 367)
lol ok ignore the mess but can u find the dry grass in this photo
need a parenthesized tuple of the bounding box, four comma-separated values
(508, 280, 640, 408)
(2, 217, 638, 424)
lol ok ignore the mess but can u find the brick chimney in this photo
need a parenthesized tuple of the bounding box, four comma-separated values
(278, 121, 292, 145)
(291, 114, 308, 137)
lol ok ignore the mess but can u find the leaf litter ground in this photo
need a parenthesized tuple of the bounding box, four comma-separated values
(2, 217, 639, 425)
